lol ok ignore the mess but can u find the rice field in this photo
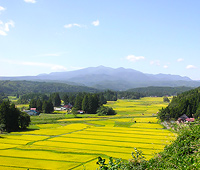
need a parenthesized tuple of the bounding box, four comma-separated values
(0, 97, 175, 169)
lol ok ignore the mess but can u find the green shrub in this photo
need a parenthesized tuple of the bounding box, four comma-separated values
(97, 106, 117, 116)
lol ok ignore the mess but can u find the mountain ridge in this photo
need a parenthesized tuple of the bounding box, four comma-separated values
(0, 66, 199, 90)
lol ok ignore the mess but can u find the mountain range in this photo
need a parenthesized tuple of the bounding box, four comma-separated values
(1, 66, 200, 91)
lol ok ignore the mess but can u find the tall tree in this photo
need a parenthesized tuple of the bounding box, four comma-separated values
(50, 93, 61, 107)
(0, 101, 30, 132)
(74, 93, 83, 110)
(69, 94, 76, 105)
(42, 100, 54, 113)
(63, 94, 69, 105)
(82, 95, 89, 113)
(29, 99, 37, 108)
(36, 99, 43, 112)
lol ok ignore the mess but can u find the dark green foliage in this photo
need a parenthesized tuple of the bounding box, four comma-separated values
(74, 93, 84, 110)
(87, 94, 99, 114)
(158, 87, 200, 121)
(0, 97, 3, 104)
(97, 106, 117, 116)
(98, 93, 107, 105)
(0, 80, 98, 96)
(0, 101, 30, 132)
(17, 93, 49, 104)
(117, 91, 141, 99)
(104, 90, 117, 101)
(36, 99, 43, 112)
(82, 95, 89, 113)
(62, 94, 69, 105)
(0, 92, 8, 100)
(68, 94, 76, 105)
(29, 99, 37, 108)
(163, 96, 170, 102)
(42, 100, 54, 113)
(19, 112, 31, 129)
(50, 93, 61, 107)
(128, 86, 193, 97)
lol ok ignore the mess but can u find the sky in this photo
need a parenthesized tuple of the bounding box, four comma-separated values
(0, 0, 200, 80)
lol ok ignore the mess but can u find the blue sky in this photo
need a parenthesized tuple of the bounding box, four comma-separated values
(0, 0, 200, 80)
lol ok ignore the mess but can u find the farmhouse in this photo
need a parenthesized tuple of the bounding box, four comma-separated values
(177, 114, 195, 123)
(24, 109, 40, 116)
(63, 104, 73, 110)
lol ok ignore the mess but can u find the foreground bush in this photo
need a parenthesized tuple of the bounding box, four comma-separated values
(96, 123, 200, 169)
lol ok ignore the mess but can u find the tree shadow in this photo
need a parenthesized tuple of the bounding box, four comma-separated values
(15, 128, 40, 132)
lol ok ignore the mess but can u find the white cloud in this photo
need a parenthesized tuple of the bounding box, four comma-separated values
(163, 65, 168, 69)
(0, 6, 5, 11)
(24, 0, 36, 3)
(64, 23, 85, 29)
(126, 55, 145, 62)
(177, 58, 184, 62)
(0, 59, 67, 71)
(0, 20, 15, 36)
(150, 60, 160, 66)
(51, 65, 67, 71)
(21, 61, 67, 71)
(0, 30, 7, 36)
(4, 20, 15, 31)
(64, 24, 73, 28)
(92, 20, 99, 26)
(186, 65, 197, 69)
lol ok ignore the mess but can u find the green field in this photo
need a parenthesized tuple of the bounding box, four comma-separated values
(0, 97, 176, 169)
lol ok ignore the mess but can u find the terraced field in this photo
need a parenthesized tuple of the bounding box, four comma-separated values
(0, 97, 176, 169)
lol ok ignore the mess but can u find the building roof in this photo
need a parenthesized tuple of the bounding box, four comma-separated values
(179, 114, 188, 120)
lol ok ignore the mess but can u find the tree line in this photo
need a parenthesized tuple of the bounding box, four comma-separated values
(158, 87, 200, 121)
(128, 86, 193, 97)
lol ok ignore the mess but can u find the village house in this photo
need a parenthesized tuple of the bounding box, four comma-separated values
(24, 108, 40, 116)
(177, 114, 195, 123)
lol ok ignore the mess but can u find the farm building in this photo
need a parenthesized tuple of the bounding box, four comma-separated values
(177, 114, 195, 123)
(24, 109, 40, 116)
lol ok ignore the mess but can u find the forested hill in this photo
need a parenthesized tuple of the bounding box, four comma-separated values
(158, 86, 200, 121)
(127, 86, 193, 97)
(0, 80, 98, 95)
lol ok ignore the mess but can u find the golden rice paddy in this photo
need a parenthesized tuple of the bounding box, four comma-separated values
(0, 97, 175, 169)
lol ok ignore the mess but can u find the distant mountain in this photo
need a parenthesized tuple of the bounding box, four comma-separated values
(0, 66, 200, 91)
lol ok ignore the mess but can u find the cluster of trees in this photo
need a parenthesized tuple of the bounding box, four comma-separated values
(96, 106, 117, 116)
(17, 93, 49, 104)
(117, 91, 141, 99)
(163, 96, 170, 102)
(0, 92, 8, 100)
(158, 87, 200, 121)
(28, 92, 108, 114)
(29, 93, 62, 113)
(71, 93, 107, 114)
(0, 100, 30, 132)
(128, 86, 193, 97)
